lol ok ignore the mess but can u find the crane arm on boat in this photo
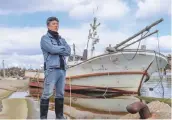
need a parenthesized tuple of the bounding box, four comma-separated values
(108, 18, 164, 52)
(114, 18, 163, 49)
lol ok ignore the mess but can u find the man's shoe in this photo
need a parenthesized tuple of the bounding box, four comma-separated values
(55, 98, 65, 119)
(40, 98, 49, 119)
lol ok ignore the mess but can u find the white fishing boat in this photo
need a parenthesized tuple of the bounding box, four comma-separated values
(25, 18, 168, 95)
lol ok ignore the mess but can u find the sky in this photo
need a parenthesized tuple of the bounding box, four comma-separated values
(0, 0, 171, 69)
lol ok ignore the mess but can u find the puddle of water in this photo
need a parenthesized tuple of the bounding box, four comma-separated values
(0, 97, 56, 119)
(140, 72, 171, 98)
(8, 91, 29, 98)
(0, 92, 29, 112)
(0, 101, 2, 112)
(0, 98, 28, 119)
(140, 81, 171, 98)
(0, 91, 29, 114)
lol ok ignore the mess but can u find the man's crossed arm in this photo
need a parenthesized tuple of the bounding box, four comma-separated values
(41, 36, 71, 56)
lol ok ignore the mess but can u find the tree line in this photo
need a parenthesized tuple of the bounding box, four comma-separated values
(0, 67, 39, 77)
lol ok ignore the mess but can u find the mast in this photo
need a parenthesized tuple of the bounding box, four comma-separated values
(87, 17, 101, 58)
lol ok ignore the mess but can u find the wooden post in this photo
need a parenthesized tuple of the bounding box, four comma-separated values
(2, 60, 6, 78)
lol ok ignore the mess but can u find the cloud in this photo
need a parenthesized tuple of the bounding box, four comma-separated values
(0, 23, 128, 68)
(125, 34, 171, 56)
(0, 0, 80, 15)
(136, 0, 171, 18)
(144, 35, 172, 52)
(0, 23, 170, 69)
(0, 27, 46, 55)
(69, 0, 130, 19)
(0, 0, 130, 20)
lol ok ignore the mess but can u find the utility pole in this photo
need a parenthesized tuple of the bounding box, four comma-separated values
(2, 60, 6, 78)
(73, 43, 76, 61)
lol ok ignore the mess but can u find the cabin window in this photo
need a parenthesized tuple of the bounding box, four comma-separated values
(68, 55, 82, 62)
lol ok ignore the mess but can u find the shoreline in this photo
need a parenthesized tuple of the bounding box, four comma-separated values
(136, 96, 171, 106)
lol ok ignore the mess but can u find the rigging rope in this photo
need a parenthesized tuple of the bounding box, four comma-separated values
(69, 76, 72, 117)
(120, 30, 149, 61)
(119, 30, 165, 98)
(151, 32, 164, 98)
(101, 71, 112, 115)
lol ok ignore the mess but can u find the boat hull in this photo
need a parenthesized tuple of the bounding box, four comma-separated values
(28, 87, 140, 113)
(64, 96, 140, 113)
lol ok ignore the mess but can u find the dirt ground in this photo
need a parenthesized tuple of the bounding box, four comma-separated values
(120, 101, 171, 119)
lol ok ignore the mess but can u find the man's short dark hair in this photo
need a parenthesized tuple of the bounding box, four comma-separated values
(46, 17, 59, 25)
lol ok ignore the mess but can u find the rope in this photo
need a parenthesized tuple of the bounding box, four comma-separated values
(120, 31, 149, 61)
(101, 63, 112, 115)
(152, 32, 164, 97)
(30, 70, 41, 100)
(69, 76, 72, 117)
(148, 32, 164, 98)
(119, 30, 165, 98)
(36, 70, 40, 100)
(156, 32, 164, 98)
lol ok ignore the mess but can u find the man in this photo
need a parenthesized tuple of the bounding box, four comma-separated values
(40, 17, 71, 119)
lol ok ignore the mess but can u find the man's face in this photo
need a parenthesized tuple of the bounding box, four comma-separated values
(47, 20, 59, 32)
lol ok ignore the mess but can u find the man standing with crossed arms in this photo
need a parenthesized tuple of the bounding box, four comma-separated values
(40, 16, 71, 119)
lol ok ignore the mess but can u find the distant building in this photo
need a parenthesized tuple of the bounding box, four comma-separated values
(164, 54, 171, 75)
(167, 54, 171, 70)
